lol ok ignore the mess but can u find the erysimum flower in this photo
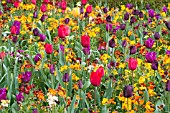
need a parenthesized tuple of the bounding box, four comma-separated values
(128, 58, 138, 70)
(81, 35, 90, 48)
(90, 66, 104, 86)
(45, 43, 53, 54)
(58, 25, 70, 38)
(123, 85, 133, 98)
(145, 51, 157, 63)
(145, 38, 154, 49)
(21, 71, 32, 83)
(16, 92, 24, 104)
(0, 88, 7, 101)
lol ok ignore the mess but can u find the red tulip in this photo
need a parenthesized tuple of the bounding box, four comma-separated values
(81, 35, 90, 48)
(61, 1, 67, 10)
(90, 67, 104, 86)
(31, 0, 36, 4)
(45, 43, 53, 54)
(40, 4, 47, 13)
(0, 52, 6, 60)
(86, 5, 92, 13)
(14, 2, 20, 8)
(10, 26, 17, 34)
(128, 58, 138, 70)
(43, 0, 49, 3)
(81, 0, 87, 5)
(58, 25, 70, 38)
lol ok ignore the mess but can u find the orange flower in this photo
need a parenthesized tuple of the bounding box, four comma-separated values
(48, 88, 57, 96)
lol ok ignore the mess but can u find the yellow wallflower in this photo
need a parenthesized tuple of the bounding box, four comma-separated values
(102, 98, 108, 105)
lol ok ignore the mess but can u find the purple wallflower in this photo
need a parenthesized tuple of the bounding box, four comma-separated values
(130, 46, 137, 55)
(145, 38, 154, 49)
(162, 6, 168, 12)
(126, 4, 133, 9)
(39, 34, 46, 41)
(155, 14, 160, 20)
(151, 60, 158, 70)
(103, 7, 108, 13)
(166, 80, 170, 91)
(109, 38, 115, 48)
(148, 9, 155, 18)
(154, 32, 160, 40)
(0, 88, 7, 101)
(16, 92, 24, 104)
(133, 10, 139, 15)
(106, 23, 112, 32)
(145, 52, 157, 63)
(22, 71, 32, 83)
(123, 85, 133, 98)
(62, 73, 70, 82)
(50, 64, 55, 74)
(139, 12, 144, 18)
(130, 16, 136, 24)
(83, 46, 90, 55)
(34, 54, 42, 62)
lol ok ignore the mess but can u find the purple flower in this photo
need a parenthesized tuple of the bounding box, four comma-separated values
(130, 16, 136, 24)
(60, 45, 65, 54)
(151, 60, 158, 70)
(34, 54, 42, 62)
(32, 109, 38, 113)
(39, 34, 46, 41)
(64, 18, 70, 24)
(145, 38, 154, 49)
(0, 88, 7, 101)
(33, 11, 38, 18)
(154, 32, 160, 40)
(126, 4, 133, 9)
(143, 31, 148, 35)
(84, 12, 88, 18)
(33, 28, 39, 36)
(12, 36, 18, 43)
(139, 12, 144, 18)
(122, 40, 127, 47)
(83, 46, 90, 55)
(78, 80, 83, 89)
(130, 46, 137, 55)
(22, 71, 32, 83)
(50, 64, 55, 74)
(166, 80, 170, 91)
(148, 9, 155, 18)
(106, 15, 111, 22)
(120, 24, 126, 30)
(166, 50, 170, 55)
(107, 61, 116, 69)
(62, 73, 70, 82)
(106, 23, 112, 32)
(162, 6, 168, 12)
(133, 10, 139, 15)
(109, 38, 115, 48)
(124, 12, 129, 20)
(145, 52, 157, 63)
(155, 14, 160, 20)
(103, 7, 108, 13)
(13, 20, 21, 35)
(165, 22, 170, 30)
(40, 14, 48, 22)
(146, 4, 150, 10)
(123, 85, 133, 98)
(80, 7, 84, 14)
(16, 92, 24, 104)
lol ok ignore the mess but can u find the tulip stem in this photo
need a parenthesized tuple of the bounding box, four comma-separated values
(132, 71, 133, 86)
(94, 87, 97, 112)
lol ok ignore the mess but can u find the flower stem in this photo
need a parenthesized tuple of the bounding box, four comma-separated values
(132, 70, 134, 86)
(94, 87, 97, 112)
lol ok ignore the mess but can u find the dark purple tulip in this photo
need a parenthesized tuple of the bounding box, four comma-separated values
(13, 20, 21, 35)
(22, 71, 32, 83)
(17, 50, 24, 53)
(143, 31, 148, 35)
(151, 60, 158, 70)
(124, 12, 129, 20)
(6, 0, 11, 3)
(78, 80, 83, 89)
(106, 23, 112, 31)
(166, 50, 170, 55)
(113, 25, 121, 33)
(16, 92, 24, 103)
(148, 18, 152, 23)
(162, 6, 168, 12)
(62, 73, 70, 82)
(122, 40, 127, 47)
(33, 11, 38, 18)
(12, 36, 18, 43)
(39, 34, 46, 41)
(60, 45, 65, 54)
(148, 9, 155, 18)
(139, 12, 144, 18)
(165, 22, 170, 30)
(154, 32, 160, 40)
(34, 54, 42, 62)
(0, 11, 2, 15)
(145, 38, 154, 49)
(130, 16, 136, 24)
(109, 38, 115, 48)
(155, 14, 160, 20)
(123, 85, 133, 98)
(83, 46, 90, 55)
(106, 15, 111, 22)
(130, 46, 137, 55)
(80, 7, 84, 14)
(126, 4, 133, 9)
(107, 61, 116, 69)
(84, 12, 88, 18)
(32, 109, 38, 113)
(40, 14, 48, 22)
(120, 24, 126, 30)
(133, 10, 139, 15)
(64, 18, 70, 24)
(50, 64, 55, 74)
(103, 7, 108, 13)
(166, 80, 170, 91)
(146, 4, 150, 10)
(0, 88, 7, 101)
(33, 28, 39, 36)
(145, 51, 157, 63)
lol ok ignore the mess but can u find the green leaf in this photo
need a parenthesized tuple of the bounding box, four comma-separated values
(144, 89, 149, 103)
(81, 108, 89, 113)
(56, 68, 65, 88)
(58, 45, 65, 66)
(82, 80, 91, 90)
(68, 95, 76, 113)
(103, 80, 112, 99)
(68, 70, 73, 97)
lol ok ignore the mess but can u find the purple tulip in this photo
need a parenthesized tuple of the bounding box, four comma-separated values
(155, 14, 160, 20)
(151, 60, 158, 70)
(120, 24, 126, 30)
(103, 7, 108, 13)
(78, 80, 83, 89)
(109, 38, 115, 48)
(166, 80, 170, 91)
(166, 50, 170, 55)
(64, 18, 70, 24)
(33, 28, 39, 36)
(39, 34, 46, 41)
(106, 23, 112, 32)
(13, 20, 21, 35)
(154, 32, 160, 40)
(143, 31, 148, 35)
(123, 85, 133, 98)
(60, 45, 65, 54)
(122, 40, 127, 47)
(16, 92, 24, 104)
(12, 36, 18, 43)
(139, 11, 144, 18)
(145, 51, 157, 63)
(130, 46, 137, 55)
(106, 15, 111, 22)
(145, 38, 154, 49)
(165, 22, 170, 30)
(6, 0, 11, 3)
(40, 14, 48, 22)
(32, 109, 38, 113)
(0, 88, 7, 101)
(124, 12, 129, 20)
(80, 7, 84, 14)
(133, 10, 139, 15)
(22, 71, 32, 83)
(84, 12, 88, 18)
(162, 6, 168, 12)
(130, 16, 136, 24)
(146, 4, 150, 10)
(126, 4, 133, 9)
(107, 61, 116, 69)
(33, 11, 38, 18)
(148, 9, 155, 18)
(34, 54, 42, 62)
(50, 64, 55, 74)
(62, 73, 70, 82)
(83, 46, 90, 55)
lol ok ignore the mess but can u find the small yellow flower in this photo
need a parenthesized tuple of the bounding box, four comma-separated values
(102, 98, 108, 105)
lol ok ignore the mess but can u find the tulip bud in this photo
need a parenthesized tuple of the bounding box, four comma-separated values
(33, 28, 39, 36)
(130, 46, 137, 55)
(106, 23, 112, 32)
(34, 54, 42, 62)
(139, 11, 144, 18)
(45, 43, 53, 54)
(151, 60, 158, 70)
(64, 18, 70, 24)
(145, 51, 157, 63)
(12, 36, 18, 43)
(78, 80, 83, 89)
(165, 22, 170, 30)
(83, 46, 90, 55)
(81, 35, 90, 48)
(146, 4, 150, 10)
(145, 38, 154, 49)
(33, 11, 38, 18)
(40, 4, 47, 12)
(86, 5, 92, 13)
(62, 73, 70, 82)
(123, 85, 133, 98)
(166, 80, 170, 91)
(32, 109, 38, 113)
(50, 64, 55, 74)
(122, 40, 127, 47)
(106, 15, 111, 22)
(154, 32, 160, 40)
(103, 7, 108, 13)
(120, 24, 126, 30)
(124, 12, 129, 20)
(39, 34, 46, 41)
(148, 9, 154, 18)
(81, 0, 87, 5)
(0, 52, 6, 60)
(109, 38, 115, 48)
